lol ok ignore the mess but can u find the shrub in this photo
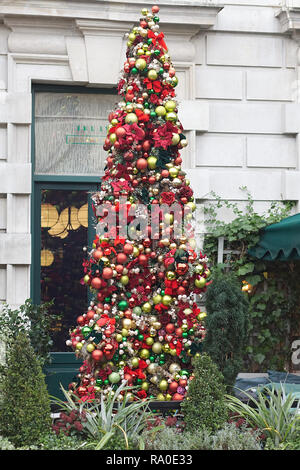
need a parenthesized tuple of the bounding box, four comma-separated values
(181, 353, 228, 432)
(0, 435, 15, 450)
(143, 422, 261, 450)
(0, 332, 52, 447)
(0, 299, 57, 366)
(225, 384, 300, 447)
(203, 268, 250, 390)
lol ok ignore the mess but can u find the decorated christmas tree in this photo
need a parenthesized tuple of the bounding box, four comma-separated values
(67, 5, 211, 403)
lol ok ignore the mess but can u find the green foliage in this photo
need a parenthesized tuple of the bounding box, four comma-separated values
(51, 383, 153, 450)
(203, 187, 297, 371)
(225, 384, 300, 447)
(143, 422, 261, 450)
(203, 268, 250, 389)
(0, 332, 52, 447)
(181, 353, 228, 432)
(0, 298, 57, 366)
(0, 435, 15, 450)
(37, 432, 86, 451)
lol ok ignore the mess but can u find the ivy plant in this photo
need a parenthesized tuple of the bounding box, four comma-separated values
(203, 187, 297, 372)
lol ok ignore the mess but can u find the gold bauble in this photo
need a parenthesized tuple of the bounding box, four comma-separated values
(171, 133, 180, 145)
(169, 363, 181, 374)
(164, 213, 174, 224)
(166, 112, 177, 122)
(148, 69, 158, 81)
(141, 381, 149, 391)
(135, 58, 147, 70)
(142, 302, 152, 313)
(139, 348, 150, 359)
(162, 295, 172, 306)
(152, 321, 162, 330)
(145, 337, 154, 346)
(131, 357, 139, 368)
(153, 294, 162, 305)
(195, 264, 204, 274)
(165, 100, 176, 111)
(186, 201, 196, 212)
(125, 113, 138, 124)
(147, 156, 157, 170)
(152, 342, 162, 354)
(172, 178, 182, 187)
(155, 106, 166, 117)
(116, 334, 123, 343)
(156, 393, 165, 401)
(122, 318, 132, 330)
(166, 271, 176, 281)
(147, 363, 158, 374)
(159, 379, 168, 391)
(121, 275, 129, 285)
(195, 277, 206, 288)
(150, 375, 158, 384)
(121, 328, 129, 337)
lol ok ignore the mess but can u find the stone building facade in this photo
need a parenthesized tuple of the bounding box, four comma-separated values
(1, 0, 300, 313)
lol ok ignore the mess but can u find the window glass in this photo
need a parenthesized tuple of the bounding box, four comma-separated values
(34, 92, 117, 175)
(40, 188, 90, 351)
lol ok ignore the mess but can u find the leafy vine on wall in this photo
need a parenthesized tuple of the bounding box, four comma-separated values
(203, 187, 299, 372)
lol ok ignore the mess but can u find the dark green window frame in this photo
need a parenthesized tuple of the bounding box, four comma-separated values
(30, 83, 117, 304)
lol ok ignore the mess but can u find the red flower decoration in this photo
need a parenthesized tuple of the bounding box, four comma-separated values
(161, 191, 175, 206)
(137, 390, 147, 399)
(153, 121, 178, 149)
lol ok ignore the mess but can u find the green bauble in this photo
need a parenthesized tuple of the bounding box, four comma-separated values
(108, 372, 121, 384)
(118, 300, 128, 311)
(81, 326, 92, 338)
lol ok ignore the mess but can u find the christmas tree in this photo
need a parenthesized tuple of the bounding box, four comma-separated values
(67, 5, 211, 403)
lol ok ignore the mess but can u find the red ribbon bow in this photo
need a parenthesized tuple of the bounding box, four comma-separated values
(148, 30, 168, 51)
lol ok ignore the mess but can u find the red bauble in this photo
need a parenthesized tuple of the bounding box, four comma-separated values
(138, 254, 148, 266)
(132, 179, 139, 187)
(161, 169, 169, 178)
(116, 264, 124, 274)
(124, 243, 134, 255)
(102, 267, 113, 279)
(142, 140, 151, 152)
(165, 323, 175, 334)
(136, 158, 148, 171)
(179, 379, 187, 388)
(77, 315, 85, 326)
(128, 58, 136, 67)
(86, 310, 95, 320)
(77, 386, 87, 396)
(116, 253, 127, 264)
(175, 327, 183, 337)
(92, 349, 103, 362)
(148, 176, 156, 185)
(124, 373, 133, 385)
(116, 127, 126, 139)
(126, 92, 134, 102)
(168, 381, 179, 394)
(91, 277, 102, 289)
(93, 249, 103, 260)
(173, 393, 184, 401)
(152, 5, 160, 13)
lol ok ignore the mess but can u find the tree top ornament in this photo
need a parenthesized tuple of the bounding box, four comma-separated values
(67, 4, 212, 404)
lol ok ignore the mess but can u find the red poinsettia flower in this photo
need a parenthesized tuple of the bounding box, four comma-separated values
(152, 121, 178, 149)
(137, 390, 147, 399)
(161, 191, 176, 206)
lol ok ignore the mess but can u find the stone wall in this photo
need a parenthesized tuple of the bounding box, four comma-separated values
(0, 0, 300, 306)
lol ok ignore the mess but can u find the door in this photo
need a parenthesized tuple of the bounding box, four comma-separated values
(31, 84, 117, 399)
(33, 182, 98, 399)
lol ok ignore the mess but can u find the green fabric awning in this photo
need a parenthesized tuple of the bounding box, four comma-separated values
(248, 213, 300, 261)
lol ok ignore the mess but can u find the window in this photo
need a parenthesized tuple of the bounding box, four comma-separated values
(32, 85, 117, 353)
